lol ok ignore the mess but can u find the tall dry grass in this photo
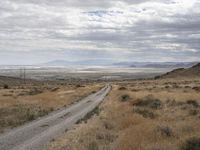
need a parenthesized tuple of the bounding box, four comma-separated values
(46, 78, 200, 150)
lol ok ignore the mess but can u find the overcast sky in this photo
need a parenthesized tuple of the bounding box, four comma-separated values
(0, 0, 200, 64)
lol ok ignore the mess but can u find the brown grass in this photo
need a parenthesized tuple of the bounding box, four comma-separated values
(46, 78, 200, 150)
(0, 83, 102, 133)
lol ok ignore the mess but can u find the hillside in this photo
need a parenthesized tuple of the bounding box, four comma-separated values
(155, 63, 200, 79)
(0, 76, 38, 87)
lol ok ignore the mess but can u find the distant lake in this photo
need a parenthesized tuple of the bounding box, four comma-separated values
(0, 65, 174, 80)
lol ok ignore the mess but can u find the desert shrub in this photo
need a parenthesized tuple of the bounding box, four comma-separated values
(173, 84, 179, 88)
(26, 110, 36, 121)
(186, 100, 199, 108)
(133, 107, 156, 119)
(134, 95, 162, 109)
(104, 133, 115, 143)
(50, 138, 55, 142)
(118, 87, 127, 90)
(96, 133, 104, 140)
(38, 109, 49, 117)
(121, 94, 130, 102)
(165, 85, 170, 89)
(132, 89, 140, 92)
(181, 137, 200, 150)
(27, 114, 35, 121)
(51, 87, 59, 92)
(157, 126, 173, 137)
(76, 84, 81, 87)
(189, 109, 199, 116)
(96, 133, 115, 142)
(50, 107, 54, 112)
(192, 87, 200, 92)
(166, 99, 187, 108)
(3, 84, 9, 89)
(3, 94, 12, 97)
(88, 141, 99, 150)
(29, 88, 43, 95)
(185, 86, 191, 88)
(76, 84, 84, 88)
(104, 122, 114, 130)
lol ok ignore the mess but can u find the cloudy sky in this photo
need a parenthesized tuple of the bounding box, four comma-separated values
(0, 0, 200, 65)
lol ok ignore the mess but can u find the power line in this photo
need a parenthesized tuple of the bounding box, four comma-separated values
(19, 67, 26, 84)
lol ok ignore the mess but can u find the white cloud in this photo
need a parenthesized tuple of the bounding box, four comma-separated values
(0, 0, 199, 64)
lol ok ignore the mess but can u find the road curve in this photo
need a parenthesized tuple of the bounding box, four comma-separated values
(0, 84, 111, 150)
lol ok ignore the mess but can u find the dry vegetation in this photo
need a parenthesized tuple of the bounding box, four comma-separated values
(46, 78, 200, 150)
(0, 82, 102, 133)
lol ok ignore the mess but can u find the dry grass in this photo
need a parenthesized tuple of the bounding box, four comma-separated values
(46, 78, 200, 150)
(0, 83, 102, 133)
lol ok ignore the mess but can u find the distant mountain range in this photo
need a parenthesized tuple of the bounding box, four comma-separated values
(43, 60, 113, 66)
(43, 60, 198, 69)
(113, 62, 198, 68)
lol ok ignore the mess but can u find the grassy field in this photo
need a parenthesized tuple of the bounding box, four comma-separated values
(46, 78, 200, 150)
(0, 83, 102, 133)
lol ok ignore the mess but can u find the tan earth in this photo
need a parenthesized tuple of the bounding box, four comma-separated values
(46, 78, 200, 150)
(0, 83, 103, 133)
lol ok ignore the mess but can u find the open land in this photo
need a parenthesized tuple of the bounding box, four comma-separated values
(46, 78, 200, 150)
(0, 65, 200, 150)
(0, 78, 103, 134)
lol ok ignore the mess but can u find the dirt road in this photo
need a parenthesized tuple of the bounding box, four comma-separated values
(0, 84, 111, 150)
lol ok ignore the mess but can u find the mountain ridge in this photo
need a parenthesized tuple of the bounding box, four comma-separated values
(43, 60, 198, 68)
(155, 62, 200, 79)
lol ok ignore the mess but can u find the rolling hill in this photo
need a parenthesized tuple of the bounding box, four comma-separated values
(155, 63, 200, 79)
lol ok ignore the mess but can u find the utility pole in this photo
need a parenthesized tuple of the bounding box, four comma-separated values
(20, 68, 23, 79)
(23, 67, 26, 84)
